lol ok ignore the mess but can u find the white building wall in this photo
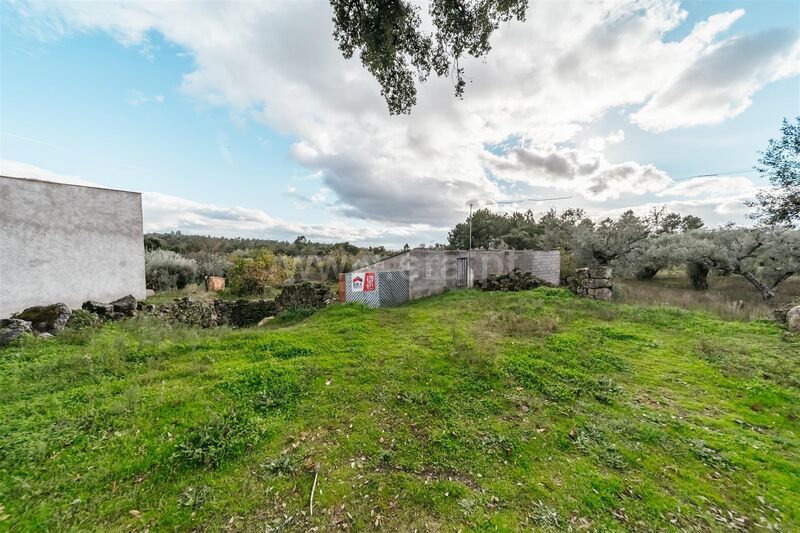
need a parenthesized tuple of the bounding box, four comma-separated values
(0, 176, 146, 316)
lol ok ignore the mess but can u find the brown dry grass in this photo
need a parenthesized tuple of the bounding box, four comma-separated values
(614, 274, 800, 321)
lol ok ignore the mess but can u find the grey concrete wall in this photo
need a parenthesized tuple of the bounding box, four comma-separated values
(362, 249, 560, 300)
(0, 176, 146, 317)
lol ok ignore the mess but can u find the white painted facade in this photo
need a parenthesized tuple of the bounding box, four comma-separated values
(0, 176, 146, 317)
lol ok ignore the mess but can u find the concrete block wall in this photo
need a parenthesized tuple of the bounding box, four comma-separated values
(0, 176, 147, 316)
(357, 249, 560, 300)
(530, 250, 561, 285)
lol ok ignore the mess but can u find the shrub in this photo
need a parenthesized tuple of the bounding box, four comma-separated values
(227, 249, 295, 296)
(187, 251, 232, 282)
(145, 250, 198, 291)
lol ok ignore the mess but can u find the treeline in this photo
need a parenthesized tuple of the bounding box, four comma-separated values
(144, 232, 389, 257)
(143, 233, 393, 294)
(445, 206, 799, 300)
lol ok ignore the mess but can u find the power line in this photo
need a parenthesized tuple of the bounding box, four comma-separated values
(673, 169, 756, 182)
(468, 196, 573, 207)
(494, 195, 573, 205)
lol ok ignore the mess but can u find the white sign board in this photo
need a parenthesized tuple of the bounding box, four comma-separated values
(351, 272, 365, 292)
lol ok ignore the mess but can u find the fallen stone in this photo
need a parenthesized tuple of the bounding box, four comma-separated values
(774, 302, 799, 325)
(475, 269, 548, 292)
(14, 303, 71, 335)
(787, 305, 800, 333)
(83, 300, 113, 316)
(146, 289, 156, 298)
(110, 295, 137, 316)
(0, 318, 32, 347)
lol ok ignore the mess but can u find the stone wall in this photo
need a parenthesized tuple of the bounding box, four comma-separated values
(570, 267, 613, 301)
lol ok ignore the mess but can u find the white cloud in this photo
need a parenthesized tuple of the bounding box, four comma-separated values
(588, 130, 625, 152)
(658, 175, 759, 198)
(632, 28, 800, 131)
(8, 0, 797, 233)
(126, 89, 164, 105)
(484, 144, 671, 201)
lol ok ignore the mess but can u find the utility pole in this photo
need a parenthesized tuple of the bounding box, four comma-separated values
(468, 202, 473, 287)
(464, 195, 572, 287)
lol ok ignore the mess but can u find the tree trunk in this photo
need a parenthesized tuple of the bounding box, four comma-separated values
(741, 271, 776, 300)
(687, 261, 709, 290)
(771, 271, 795, 291)
(635, 266, 660, 280)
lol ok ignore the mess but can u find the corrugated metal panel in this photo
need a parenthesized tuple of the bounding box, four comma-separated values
(344, 270, 409, 308)
(378, 271, 409, 307)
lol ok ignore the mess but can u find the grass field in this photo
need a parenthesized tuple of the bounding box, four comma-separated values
(1, 288, 799, 531)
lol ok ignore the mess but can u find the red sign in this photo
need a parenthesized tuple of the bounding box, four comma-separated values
(364, 272, 376, 291)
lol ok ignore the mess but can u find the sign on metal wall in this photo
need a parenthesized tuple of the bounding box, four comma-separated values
(350, 272, 376, 293)
(344, 270, 408, 308)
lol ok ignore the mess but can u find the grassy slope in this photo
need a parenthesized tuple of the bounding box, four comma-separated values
(1, 289, 798, 531)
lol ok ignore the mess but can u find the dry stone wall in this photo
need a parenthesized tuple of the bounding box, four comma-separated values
(570, 267, 613, 301)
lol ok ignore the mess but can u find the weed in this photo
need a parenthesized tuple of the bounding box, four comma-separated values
(688, 439, 734, 471)
(173, 409, 258, 469)
(261, 454, 295, 477)
(178, 485, 212, 509)
(529, 500, 562, 529)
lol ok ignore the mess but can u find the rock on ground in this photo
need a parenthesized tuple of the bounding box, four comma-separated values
(14, 303, 71, 335)
(82, 295, 138, 321)
(110, 295, 137, 315)
(83, 300, 114, 317)
(0, 318, 33, 347)
(787, 305, 800, 333)
(475, 269, 548, 291)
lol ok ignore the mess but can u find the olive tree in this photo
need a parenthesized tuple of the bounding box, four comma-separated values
(681, 227, 799, 300)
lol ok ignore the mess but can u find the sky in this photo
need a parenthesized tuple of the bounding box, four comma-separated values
(1, 0, 799, 249)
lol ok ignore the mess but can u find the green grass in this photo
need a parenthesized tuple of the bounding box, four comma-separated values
(1, 288, 798, 531)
